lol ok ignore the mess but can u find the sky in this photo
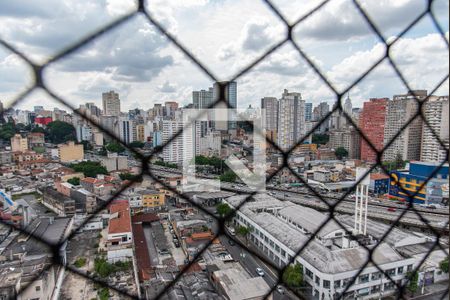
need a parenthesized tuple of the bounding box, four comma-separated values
(0, 0, 448, 112)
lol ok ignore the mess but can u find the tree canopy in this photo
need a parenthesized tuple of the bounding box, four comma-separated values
(46, 121, 76, 144)
(219, 170, 237, 182)
(335, 147, 348, 159)
(440, 257, 449, 273)
(70, 161, 108, 178)
(105, 141, 125, 153)
(80, 140, 93, 151)
(154, 160, 178, 169)
(312, 134, 329, 145)
(282, 263, 303, 288)
(0, 122, 16, 141)
(129, 141, 145, 148)
(119, 172, 142, 182)
(67, 177, 80, 186)
(216, 202, 233, 218)
(406, 271, 419, 294)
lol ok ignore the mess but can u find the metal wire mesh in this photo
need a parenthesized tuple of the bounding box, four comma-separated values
(0, 0, 448, 299)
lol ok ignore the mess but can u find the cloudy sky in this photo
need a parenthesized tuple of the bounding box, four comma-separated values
(0, 0, 448, 112)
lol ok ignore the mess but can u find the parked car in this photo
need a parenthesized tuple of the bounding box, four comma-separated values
(276, 285, 285, 294)
(256, 268, 265, 276)
(228, 239, 235, 246)
(159, 249, 170, 255)
(387, 207, 396, 212)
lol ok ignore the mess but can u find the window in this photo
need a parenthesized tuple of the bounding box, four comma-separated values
(334, 280, 341, 289)
(281, 249, 286, 257)
(384, 282, 395, 290)
(397, 266, 404, 274)
(386, 268, 396, 276)
(323, 280, 330, 288)
(371, 285, 381, 293)
(371, 272, 382, 280)
(359, 274, 369, 283)
(342, 278, 351, 287)
(305, 268, 313, 279)
(407, 264, 413, 272)
(315, 275, 320, 286)
(35, 286, 41, 292)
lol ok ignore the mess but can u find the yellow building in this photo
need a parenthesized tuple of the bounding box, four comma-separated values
(11, 134, 28, 152)
(138, 189, 165, 208)
(136, 124, 146, 142)
(58, 141, 84, 162)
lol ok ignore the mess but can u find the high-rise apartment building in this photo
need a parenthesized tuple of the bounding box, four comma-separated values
(359, 98, 389, 162)
(261, 97, 278, 132)
(102, 91, 121, 116)
(164, 101, 179, 118)
(304, 102, 313, 121)
(313, 102, 330, 133)
(10, 134, 28, 152)
(421, 96, 449, 162)
(118, 116, 136, 144)
(343, 95, 353, 115)
(162, 120, 184, 163)
(383, 92, 424, 161)
(329, 127, 361, 159)
(213, 81, 237, 130)
(162, 119, 200, 164)
(262, 97, 279, 142)
(193, 88, 214, 109)
(277, 89, 305, 151)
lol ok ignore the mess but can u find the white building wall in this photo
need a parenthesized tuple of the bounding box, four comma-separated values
(231, 207, 417, 300)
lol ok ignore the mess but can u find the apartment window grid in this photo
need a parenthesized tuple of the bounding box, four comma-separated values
(0, 0, 448, 299)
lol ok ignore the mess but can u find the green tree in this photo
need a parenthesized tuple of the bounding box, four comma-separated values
(129, 141, 145, 148)
(70, 161, 108, 178)
(0, 122, 16, 141)
(67, 177, 80, 186)
(105, 141, 125, 153)
(282, 263, 303, 288)
(236, 225, 253, 244)
(440, 257, 449, 273)
(394, 152, 406, 169)
(73, 257, 87, 268)
(312, 134, 329, 145)
(94, 257, 116, 278)
(407, 271, 419, 295)
(335, 147, 348, 160)
(119, 172, 142, 182)
(154, 160, 178, 169)
(98, 287, 110, 300)
(216, 202, 233, 218)
(31, 126, 46, 134)
(46, 121, 76, 143)
(80, 140, 93, 151)
(219, 170, 237, 182)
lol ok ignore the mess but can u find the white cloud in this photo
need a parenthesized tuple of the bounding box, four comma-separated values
(0, 0, 448, 112)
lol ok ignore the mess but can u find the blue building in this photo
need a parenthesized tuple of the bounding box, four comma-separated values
(389, 161, 449, 204)
(370, 173, 390, 195)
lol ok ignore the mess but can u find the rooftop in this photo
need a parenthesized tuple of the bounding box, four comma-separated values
(213, 267, 270, 300)
(108, 201, 131, 235)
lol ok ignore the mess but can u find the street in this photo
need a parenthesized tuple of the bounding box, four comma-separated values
(219, 235, 298, 300)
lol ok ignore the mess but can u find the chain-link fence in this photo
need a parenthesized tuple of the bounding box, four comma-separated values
(0, 0, 448, 299)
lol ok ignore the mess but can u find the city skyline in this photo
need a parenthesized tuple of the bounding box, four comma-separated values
(0, 1, 448, 111)
(0, 2, 448, 300)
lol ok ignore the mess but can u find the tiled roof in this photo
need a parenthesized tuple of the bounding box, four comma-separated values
(108, 201, 131, 234)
